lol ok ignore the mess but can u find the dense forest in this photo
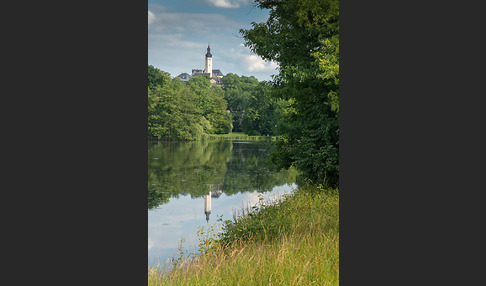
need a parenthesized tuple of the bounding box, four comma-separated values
(148, 0, 339, 188)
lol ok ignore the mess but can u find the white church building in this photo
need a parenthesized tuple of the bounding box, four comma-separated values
(175, 45, 224, 87)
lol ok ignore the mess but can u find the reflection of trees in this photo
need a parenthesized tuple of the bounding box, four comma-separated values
(148, 188, 171, 209)
(222, 143, 298, 195)
(148, 140, 230, 210)
(148, 140, 298, 210)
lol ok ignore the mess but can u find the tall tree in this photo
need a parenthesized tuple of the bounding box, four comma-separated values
(241, 0, 339, 187)
(221, 73, 259, 132)
(241, 81, 282, 136)
(187, 76, 232, 134)
(148, 80, 204, 141)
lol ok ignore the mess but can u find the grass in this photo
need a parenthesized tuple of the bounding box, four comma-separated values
(204, 132, 277, 141)
(148, 185, 339, 285)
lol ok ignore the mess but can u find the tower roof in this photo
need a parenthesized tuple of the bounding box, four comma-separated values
(205, 44, 212, 57)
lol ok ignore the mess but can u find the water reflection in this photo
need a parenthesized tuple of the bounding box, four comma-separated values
(148, 140, 298, 268)
(148, 140, 297, 209)
(201, 186, 224, 223)
(204, 191, 211, 223)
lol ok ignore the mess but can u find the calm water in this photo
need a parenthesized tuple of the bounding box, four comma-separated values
(148, 140, 298, 268)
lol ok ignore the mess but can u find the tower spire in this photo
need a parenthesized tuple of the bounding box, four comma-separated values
(206, 44, 212, 58)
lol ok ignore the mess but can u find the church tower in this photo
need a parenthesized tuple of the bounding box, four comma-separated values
(204, 44, 213, 78)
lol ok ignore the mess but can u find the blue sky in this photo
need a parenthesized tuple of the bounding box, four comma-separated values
(148, 0, 279, 81)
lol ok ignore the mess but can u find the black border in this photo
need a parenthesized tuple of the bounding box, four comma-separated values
(341, 1, 485, 284)
(13, 1, 150, 284)
(9, 0, 485, 284)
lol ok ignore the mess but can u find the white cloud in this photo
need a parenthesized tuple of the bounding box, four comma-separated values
(207, 0, 246, 8)
(148, 10, 155, 26)
(244, 54, 279, 72)
(222, 45, 279, 74)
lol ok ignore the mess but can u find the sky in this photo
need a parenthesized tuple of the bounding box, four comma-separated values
(148, 0, 279, 82)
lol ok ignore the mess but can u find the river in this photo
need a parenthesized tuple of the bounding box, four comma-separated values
(148, 139, 298, 269)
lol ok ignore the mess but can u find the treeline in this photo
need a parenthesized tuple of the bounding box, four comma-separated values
(221, 73, 286, 136)
(148, 66, 286, 141)
(148, 66, 231, 141)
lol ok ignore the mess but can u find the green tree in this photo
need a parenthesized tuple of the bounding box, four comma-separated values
(221, 73, 259, 132)
(148, 65, 171, 91)
(148, 66, 232, 140)
(187, 76, 232, 134)
(207, 85, 233, 134)
(241, 81, 282, 136)
(148, 75, 205, 141)
(241, 0, 339, 187)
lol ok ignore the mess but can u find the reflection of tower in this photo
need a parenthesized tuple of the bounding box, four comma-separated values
(204, 191, 211, 223)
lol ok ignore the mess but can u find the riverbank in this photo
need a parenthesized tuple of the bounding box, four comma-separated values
(149, 132, 277, 142)
(205, 132, 277, 141)
(148, 185, 339, 285)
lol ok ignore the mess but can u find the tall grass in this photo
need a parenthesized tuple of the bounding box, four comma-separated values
(149, 185, 339, 285)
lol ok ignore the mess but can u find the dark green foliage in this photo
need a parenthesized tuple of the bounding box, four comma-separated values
(221, 73, 259, 132)
(222, 74, 284, 136)
(240, 81, 284, 136)
(240, 0, 339, 187)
